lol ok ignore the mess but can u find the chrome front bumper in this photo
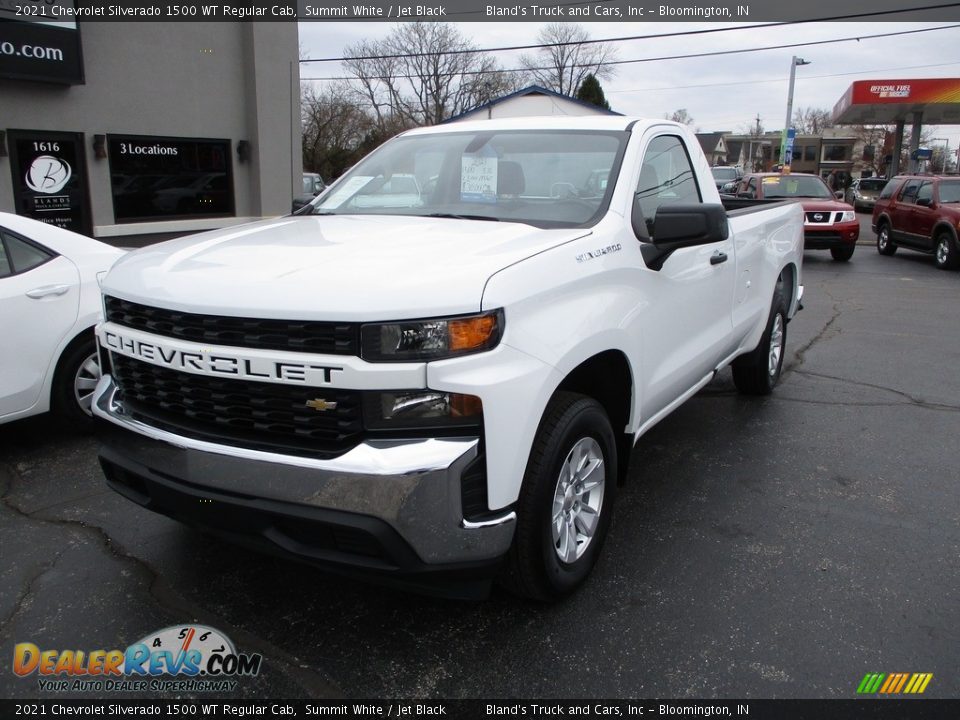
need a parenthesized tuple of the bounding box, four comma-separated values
(92, 375, 516, 568)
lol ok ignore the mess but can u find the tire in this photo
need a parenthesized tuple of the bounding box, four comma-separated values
(934, 231, 960, 271)
(500, 392, 618, 602)
(52, 335, 101, 429)
(732, 291, 787, 396)
(876, 223, 897, 256)
(830, 246, 855, 262)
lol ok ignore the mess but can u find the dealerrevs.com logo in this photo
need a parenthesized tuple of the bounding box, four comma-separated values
(13, 625, 262, 693)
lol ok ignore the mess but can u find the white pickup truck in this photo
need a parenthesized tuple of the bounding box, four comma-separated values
(93, 117, 804, 600)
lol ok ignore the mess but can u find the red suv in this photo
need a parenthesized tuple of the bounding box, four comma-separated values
(872, 175, 960, 270)
(733, 173, 860, 261)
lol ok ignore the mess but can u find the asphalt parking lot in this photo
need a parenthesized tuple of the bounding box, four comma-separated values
(2, 234, 958, 701)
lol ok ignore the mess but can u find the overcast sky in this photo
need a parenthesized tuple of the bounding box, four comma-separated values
(298, 21, 960, 154)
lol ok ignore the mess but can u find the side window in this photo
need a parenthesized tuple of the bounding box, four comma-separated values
(899, 180, 920, 204)
(635, 135, 702, 235)
(1, 231, 54, 275)
(916, 181, 933, 204)
(0, 238, 11, 278)
(878, 180, 898, 200)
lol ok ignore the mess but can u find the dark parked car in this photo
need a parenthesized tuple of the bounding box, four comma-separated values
(844, 177, 888, 212)
(872, 175, 960, 270)
(711, 166, 742, 192)
(292, 172, 326, 212)
(731, 172, 860, 261)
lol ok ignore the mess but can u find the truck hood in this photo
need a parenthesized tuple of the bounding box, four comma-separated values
(102, 215, 590, 321)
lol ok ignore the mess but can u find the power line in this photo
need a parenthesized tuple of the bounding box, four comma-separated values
(606, 60, 960, 95)
(299, 3, 960, 63)
(301, 24, 960, 82)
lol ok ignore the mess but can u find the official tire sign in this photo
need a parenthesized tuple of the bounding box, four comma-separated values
(8, 130, 92, 235)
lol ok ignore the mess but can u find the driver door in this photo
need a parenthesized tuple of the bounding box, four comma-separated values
(634, 132, 736, 422)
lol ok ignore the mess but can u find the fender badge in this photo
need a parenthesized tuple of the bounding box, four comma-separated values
(305, 398, 338, 412)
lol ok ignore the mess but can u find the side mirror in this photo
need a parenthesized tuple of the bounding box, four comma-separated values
(834, 190, 845, 200)
(916, 197, 932, 207)
(737, 191, 755, 199)
(641, 204, 730, 271)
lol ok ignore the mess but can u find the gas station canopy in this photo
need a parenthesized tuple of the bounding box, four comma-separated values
(832, 79, 960, 125)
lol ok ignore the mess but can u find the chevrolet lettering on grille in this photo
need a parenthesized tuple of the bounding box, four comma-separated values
(101, 328, 344, 384)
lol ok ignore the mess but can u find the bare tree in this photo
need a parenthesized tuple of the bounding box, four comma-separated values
(301, 83, 375, 181)
(519, 23, 617, 96)
(666, 109, 694, 126)
(343, 23, 521, 129)
(792, 106, 834, 135)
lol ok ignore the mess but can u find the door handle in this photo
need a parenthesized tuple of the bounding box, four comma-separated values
(710, 252, 729, 266)
(26, 284, 71, 299)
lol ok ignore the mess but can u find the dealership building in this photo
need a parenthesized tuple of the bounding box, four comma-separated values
(0, 16, 301, 245)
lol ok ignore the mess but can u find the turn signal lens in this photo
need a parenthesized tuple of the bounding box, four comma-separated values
(449, 315, 498, 352)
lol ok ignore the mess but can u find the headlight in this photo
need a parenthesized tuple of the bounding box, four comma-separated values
(839, 211, 856, 222)
(361, 309, 503, 362)
(364, 391, 482, 430)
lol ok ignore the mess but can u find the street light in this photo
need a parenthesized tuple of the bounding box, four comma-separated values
(781, 56, 811, 171)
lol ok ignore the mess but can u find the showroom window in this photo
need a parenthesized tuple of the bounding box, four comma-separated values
(107, 135, 234, 222)
(822, 144, 851, 162)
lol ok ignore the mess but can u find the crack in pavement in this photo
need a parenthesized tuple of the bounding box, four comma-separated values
(0, 549, 67, 637)
(790, 369, 960, 414)
(0, 460, 342, 699)
(784, 287, 842, 376)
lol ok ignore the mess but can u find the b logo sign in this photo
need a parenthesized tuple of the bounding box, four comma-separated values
(25, 156, 72, 194)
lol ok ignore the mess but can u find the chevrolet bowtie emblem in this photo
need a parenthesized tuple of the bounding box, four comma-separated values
(305, 398, 338, 412)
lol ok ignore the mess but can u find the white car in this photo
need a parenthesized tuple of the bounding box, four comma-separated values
(0, 212, 124, 426)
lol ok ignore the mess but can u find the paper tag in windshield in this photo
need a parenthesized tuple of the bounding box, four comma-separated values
(322, 176, 375, 208)
(461, 152, 497, 204)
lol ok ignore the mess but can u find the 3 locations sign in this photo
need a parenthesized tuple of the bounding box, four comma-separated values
(0, 0, 83, 84)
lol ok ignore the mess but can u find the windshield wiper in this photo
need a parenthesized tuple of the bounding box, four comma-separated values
(424, 213, 500, 222)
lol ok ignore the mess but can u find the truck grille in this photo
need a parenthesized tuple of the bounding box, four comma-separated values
(104, 296, 359, 356)
(804, 211, 843, 225)
(110, 354, 363, 458)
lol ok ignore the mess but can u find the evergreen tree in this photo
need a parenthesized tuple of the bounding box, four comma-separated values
(576, 74, 611, 111)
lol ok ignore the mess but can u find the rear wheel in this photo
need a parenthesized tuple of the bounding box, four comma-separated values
(500, 392, 617, 601)
(934, 231, 960, 270)
(830, 246, 855, 262)
(876, 223, 897, 256)
(733, 291, 787, 396)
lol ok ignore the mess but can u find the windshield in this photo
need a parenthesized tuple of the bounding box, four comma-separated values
(858, 179, 887, 192)
(309, 130, 628, 228)
(711, 167, 738, 181)
(939, 180, 960, 203)
(760, 175, 832, 199)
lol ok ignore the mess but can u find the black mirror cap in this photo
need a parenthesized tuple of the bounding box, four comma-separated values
(640, 204, 729, 271)
(916, 197, 932, 207)
(653, 204, 729, 248)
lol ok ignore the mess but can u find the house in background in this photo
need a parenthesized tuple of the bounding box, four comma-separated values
(695, 132, 730, 166)
(446, 86, 622, 123)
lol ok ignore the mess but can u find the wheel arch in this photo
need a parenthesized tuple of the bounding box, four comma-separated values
(554, 349, 634, 485)
(933, 221, 958, 244)
(777, 262, 800, 318)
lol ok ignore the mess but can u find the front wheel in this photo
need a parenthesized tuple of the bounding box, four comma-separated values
(501, 392, 618, 601)
(876, 224, 897, 256)
(732, 291, 787, 396)
(52, 335, 101, 429)
(934, 231, 960, 270)
(830, 246, 855, 262)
